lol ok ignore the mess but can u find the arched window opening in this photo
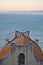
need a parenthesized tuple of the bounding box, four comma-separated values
(18, 53, 25, 65)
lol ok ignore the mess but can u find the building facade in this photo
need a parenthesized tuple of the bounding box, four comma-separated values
(0, 31, 43, 65)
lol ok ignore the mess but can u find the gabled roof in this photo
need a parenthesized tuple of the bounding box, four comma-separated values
(12, 34, 30, 45)
(33, 43, 43, 60)
(0, 34, 43, 60)
(0, 44, 10, 59)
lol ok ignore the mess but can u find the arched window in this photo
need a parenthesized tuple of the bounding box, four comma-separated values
(17, 53, 25, 65)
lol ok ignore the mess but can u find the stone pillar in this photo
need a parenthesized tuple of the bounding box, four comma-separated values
(26, 31, 30, 38)
(15, 31, 19, 37)
(25, 46, 28, 65)
(10, 43, 16, 65)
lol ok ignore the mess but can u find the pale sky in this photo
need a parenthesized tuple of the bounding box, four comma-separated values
(0, 0, 43, 11)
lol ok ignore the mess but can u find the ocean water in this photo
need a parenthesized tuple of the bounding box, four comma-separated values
(0, 12, 43, 51)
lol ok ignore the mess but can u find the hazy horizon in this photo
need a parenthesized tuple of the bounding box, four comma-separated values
(0, 11, 43, 14)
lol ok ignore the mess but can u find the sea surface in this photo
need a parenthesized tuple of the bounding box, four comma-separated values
(0, 12, 43, 51)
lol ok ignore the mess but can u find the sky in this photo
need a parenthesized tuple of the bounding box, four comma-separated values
(0, 0, 43, 11)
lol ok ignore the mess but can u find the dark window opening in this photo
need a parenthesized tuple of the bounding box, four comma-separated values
(18, 53, 25, 65)
(0, 60, 2, 64)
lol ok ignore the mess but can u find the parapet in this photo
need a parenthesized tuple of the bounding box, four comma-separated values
(15, 31, 30, 38)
